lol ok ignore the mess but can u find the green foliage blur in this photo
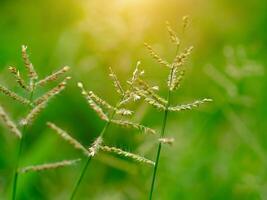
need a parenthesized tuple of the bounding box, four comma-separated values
(0, 0, 266, 199)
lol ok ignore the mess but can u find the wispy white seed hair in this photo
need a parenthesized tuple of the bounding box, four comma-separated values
(0, 85, 31, 106)
(88, 137, 103, 157)
(168, 98, 213, 112)
(47, 122, 90, 156)
(111, 119, 156, 135)
(0, 105, 21, 138)
(77, 82, 109, 121)
(19, 159, 81, 174)
(36, 66, 70, 86)
(166, 21, 180, 46)
(158, 137, 175, 145)
(21, 45, 38, 80)
(109, 67, 124, 96)
(34, 77, 71, 105)
(100, 145, 155, 166)
(144, 43, 170, 68)
(8, 66, 30, 91)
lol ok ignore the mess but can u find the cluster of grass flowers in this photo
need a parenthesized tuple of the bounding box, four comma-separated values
(0, 17, 212, 199)
(0, 46, 79, 199)
(137, 17, 212, 199)
(47, 63, 157, 199)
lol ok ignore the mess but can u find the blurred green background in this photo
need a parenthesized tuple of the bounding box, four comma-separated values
(0, 0, 266, 199)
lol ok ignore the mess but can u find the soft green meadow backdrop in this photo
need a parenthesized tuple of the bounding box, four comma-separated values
(0, 0, 266, 199)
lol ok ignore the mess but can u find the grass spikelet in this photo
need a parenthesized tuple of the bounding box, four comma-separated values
(111, 119, 156, 135)
(171, 69, 185, 91)
(182, 15, 189, 31)
(115, 108, 133, 116)
(109, 67, 124, 96)
(144, 43, 170, 68)
(0, 85, 31, 106)
(136, 92, 165, 110)
(173, 46, 194, 68)
(34, 77, 71, 105)
(127, 61, 144, 86)
(19, 159, 81, 174)
(100, 145, 155, 166)
(20, 102, 46, 126)
(8, 66, 30, 91)
(168, 98, 213, 112)
(136, 79, 167, 105)
(0, 105, 21, 138)
(36, 66, 70, 87)
(88, 137, 103, 157)
(88, 91, 113, 110)
(166, 21, 180, 46)
(77, 82, 109, 121)
(47, 122, 90, 156)
(21, 45, 38, 81)
(158, 137, 174, 145)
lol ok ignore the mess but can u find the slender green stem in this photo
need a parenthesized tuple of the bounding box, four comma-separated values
(70, 156, 92, 200)
(69, 108, 117, 200)
(149, 68, 174, 200)
(11, 87, 35, 200)
(11, 127, 25, 200)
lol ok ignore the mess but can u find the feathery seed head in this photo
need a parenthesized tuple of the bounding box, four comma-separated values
(37, 66, 70, 87)
(159, 137, 175, 145)
(0, 105, 22, 138)
(100, 145, 155, 166)
(21, 45, 38, 81)
(109, 67, 125, 95)
(182, 15, 190, 31)
(166, 21, 180, 46)
(78, 83, 109, 121)
(8, 66, 28, 91)
(88, 137, 103, 157)
(111, 119, 156, 135)
(168, 98, 213, 112)
(47, 122, 90, 156)
(19, 159, 81, 174)
(0, 85, 31, 106)
(144, 42, 170, 68)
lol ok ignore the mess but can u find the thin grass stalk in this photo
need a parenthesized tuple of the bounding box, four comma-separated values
(149, 45, 179, 199)
(148, 71, 173, 200)
(70, 108, 117, 199)
(12, 87, 35, 200)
